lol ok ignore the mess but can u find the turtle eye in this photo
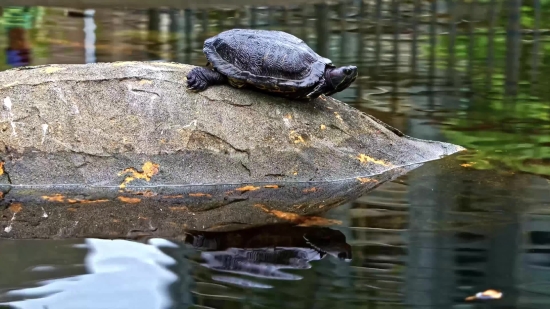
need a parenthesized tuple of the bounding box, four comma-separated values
(343, 68, 351, 75)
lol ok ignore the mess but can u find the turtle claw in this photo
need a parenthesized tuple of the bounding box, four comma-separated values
(186, 67, 227, 92)
(186, 68, 213, 92)
(186, 78, 209, 91)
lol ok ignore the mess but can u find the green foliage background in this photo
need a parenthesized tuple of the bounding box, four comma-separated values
(428, 2, 550, 176)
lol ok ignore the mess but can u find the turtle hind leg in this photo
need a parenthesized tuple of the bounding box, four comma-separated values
(186, 67, 227, 92)
(228, 78, 247, 89)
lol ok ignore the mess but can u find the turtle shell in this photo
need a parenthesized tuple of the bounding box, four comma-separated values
(203, 29, 333, 94)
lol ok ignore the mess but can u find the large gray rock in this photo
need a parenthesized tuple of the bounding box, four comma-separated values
(0, 61, 464, 238)
(0, 61, 462, 186)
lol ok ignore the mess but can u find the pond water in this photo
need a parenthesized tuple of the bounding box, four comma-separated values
(1, 2, 550, 308)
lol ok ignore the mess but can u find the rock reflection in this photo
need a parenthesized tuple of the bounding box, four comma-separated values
(185, 225, 351, 288)
(1, 164, 420, 239)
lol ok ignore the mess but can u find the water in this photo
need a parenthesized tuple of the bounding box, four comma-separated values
(1, 1, 550, 308)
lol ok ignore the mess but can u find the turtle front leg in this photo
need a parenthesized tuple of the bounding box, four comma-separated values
(186, 67, 227, 91)
(305, 83, 326, 100)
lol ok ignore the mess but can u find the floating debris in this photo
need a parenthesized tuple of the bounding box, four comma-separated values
(465, 289, 502, 301)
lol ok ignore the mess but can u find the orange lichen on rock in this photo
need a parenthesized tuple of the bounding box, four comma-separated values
(0, 161, 4, 176)
(289, 131, 306, 144)
(67, 207, 77, 212)
(302, 187, 317, 193)
(8, 203, 22, 213)
(169, 206, 189, 212)
(42, 194, 108, 204)
(133, 190, 157, 197)
(42, 194, 65, 202)
(117, 196, 141, 204)
(44, 66, 65, 74)
(0, 192, 4, 199)
(264, 185, 279, 189)
(189, 193, 213, 198)
(236, 185, 260, 192)
(355, 154, 390, 166)
(118, 161, 160, 188)
(356, 177, 378, 184)
(254, 204, 342, 227)
(163, 195, 184, 199)
(67, 199, 109, 204)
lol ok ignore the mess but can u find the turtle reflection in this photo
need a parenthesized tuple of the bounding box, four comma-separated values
(185, 225, 351, 287)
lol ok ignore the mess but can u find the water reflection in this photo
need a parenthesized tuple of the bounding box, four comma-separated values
(1, 154, 550, 307)
(0, 226, 352, 308)
(3, 7, 32, 67)
(186, 226, 351, 288)
(0, 238, 178, 309)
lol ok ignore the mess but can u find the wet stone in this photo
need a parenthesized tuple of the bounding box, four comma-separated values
(0, 61, 464, 238)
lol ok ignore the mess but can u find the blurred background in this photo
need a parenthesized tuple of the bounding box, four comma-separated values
(1, 1, 550, 308)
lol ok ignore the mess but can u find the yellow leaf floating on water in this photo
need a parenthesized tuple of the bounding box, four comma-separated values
(465, 289, 502, 301)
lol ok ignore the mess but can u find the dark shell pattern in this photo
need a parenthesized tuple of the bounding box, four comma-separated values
(203, 29, 333, 93)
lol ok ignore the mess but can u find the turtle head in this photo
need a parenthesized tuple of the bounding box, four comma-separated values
(324, 65, 358, 95)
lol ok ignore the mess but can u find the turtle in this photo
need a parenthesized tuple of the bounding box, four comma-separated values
(186, 29, 358, 100)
